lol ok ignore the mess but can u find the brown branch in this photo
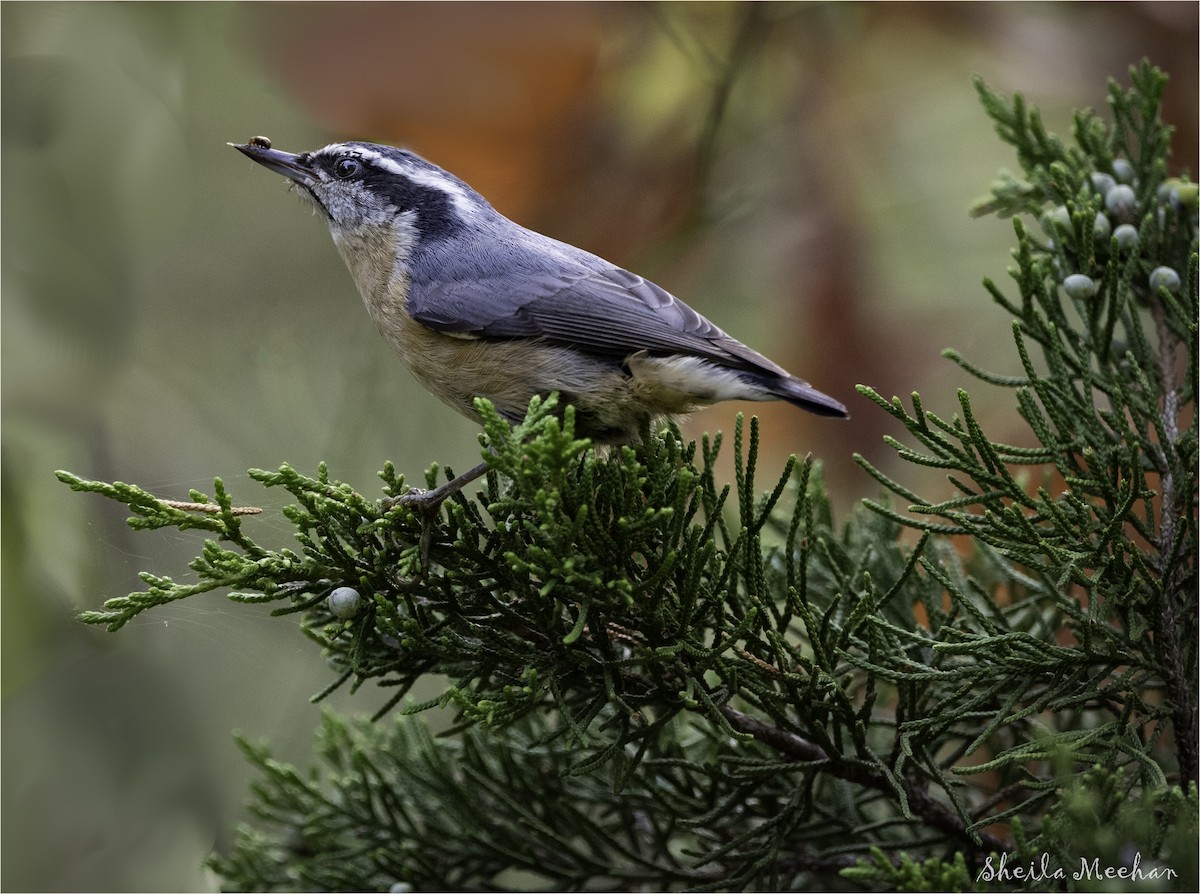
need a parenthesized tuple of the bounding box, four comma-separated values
(717, 705, 1015, 858)
(160, 499, 262, 516)
(1150, 292, 1198, 784)
(719, 704, 830, 763)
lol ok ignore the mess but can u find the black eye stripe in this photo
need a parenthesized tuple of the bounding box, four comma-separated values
(311, 147, 466, 242)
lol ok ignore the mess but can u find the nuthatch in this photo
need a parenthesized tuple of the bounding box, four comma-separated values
(231, 138, 847, 507)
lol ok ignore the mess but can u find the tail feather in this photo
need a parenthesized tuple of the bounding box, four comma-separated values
(767, 375, 849, 419)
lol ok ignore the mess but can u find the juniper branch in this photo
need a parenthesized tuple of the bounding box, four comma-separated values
(717, 705, 1014, 857)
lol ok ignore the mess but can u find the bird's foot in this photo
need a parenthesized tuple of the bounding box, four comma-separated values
(381, 461, 491, 571)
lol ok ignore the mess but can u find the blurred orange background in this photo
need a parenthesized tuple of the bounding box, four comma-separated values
(3, 2, 1196, 889)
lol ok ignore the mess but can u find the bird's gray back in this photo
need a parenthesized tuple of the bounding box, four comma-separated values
(406, 218, 789, 378)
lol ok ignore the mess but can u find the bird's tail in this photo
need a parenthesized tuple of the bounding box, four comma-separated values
(766, 375, 849, 418)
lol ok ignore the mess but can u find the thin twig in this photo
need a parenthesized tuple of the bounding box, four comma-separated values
(718, 705, 1016, 857)
(160, 499, 262, 516)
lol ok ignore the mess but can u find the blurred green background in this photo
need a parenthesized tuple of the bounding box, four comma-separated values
(2, 2, 1195, 889)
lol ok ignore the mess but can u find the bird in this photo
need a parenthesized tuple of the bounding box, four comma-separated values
(231, 136, 847, 508)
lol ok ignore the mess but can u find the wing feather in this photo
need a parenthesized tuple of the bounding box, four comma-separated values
(406, 233, 788, 377)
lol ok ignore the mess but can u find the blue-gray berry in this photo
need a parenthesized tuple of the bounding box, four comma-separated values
(328, 586, 363, 619)
(1041, 205, 1071, 235)
(1104, 184, 1137, 218)
(1092, 213, 1111, 241)
(1149, 267, 1181, 293)
(1112, 224, 1139, 251)
(1062, 274, 1097, 299)
(1112, 159, 1135, 184)
(1090, 172, 1116, 197)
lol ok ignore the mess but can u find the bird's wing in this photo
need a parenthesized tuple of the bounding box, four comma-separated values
(407, 239, 788, 377)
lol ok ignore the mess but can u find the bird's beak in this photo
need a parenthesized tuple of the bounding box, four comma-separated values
(229, 142, 318, 187)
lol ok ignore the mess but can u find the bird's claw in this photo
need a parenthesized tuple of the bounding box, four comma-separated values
(380, 461, 491, 572)
(382, 488, 444, 514)
(381, 489, 447, 573)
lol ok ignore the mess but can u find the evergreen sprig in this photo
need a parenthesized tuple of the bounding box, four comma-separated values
(857, 62, 1196, 806)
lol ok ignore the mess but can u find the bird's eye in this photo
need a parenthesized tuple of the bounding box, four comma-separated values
(333, 157, 363, 180)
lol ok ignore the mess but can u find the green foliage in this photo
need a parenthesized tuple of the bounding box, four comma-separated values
(841, 848, 974, 892)
(212, 710, 856, 892)
(859, 57, 1196, 784)
(1037, 768, 1198, 893)
(64, 402, 1026, 887)
(60, 61, 1196, 891)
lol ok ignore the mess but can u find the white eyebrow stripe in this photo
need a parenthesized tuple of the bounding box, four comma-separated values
(328, 144, 480, 218)
(382, 158, 480, 217)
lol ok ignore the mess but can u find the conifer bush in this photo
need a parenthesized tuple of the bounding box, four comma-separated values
(61, 61, 1196, 891)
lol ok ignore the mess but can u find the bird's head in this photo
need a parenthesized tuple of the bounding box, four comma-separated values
(231, 138, 489, 246)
